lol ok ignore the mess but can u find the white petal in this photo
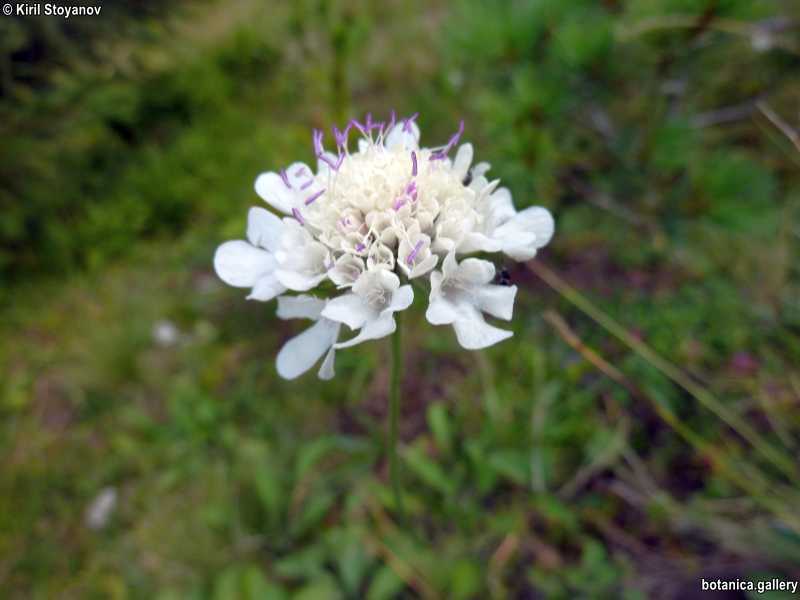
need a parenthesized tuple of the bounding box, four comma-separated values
(426, 296, 458, 325)
(456, 231, 503, 254)
(214, 241, 275, 287)
(517, 206, 555, 247)
(247, 207, 284, 251)
(286, 162, 314, 188)
(275, 269, 328, 292)
(388, 285, 414, 313)
(276, 319, 339, 380)
(458, 258, 495, 285)
(276, 295, 325, 320)
(255, 172, 296, 214)
(495, 206, 555, 261)
(321, 293, 372, 330)
(452, 143, 473, 181)
(247, 274, 286, 302)
(476, 284, 517, 321)
(335, 314, 396, 349)
(317, 344, 337, 380)
(441, 252, 459, 279)
(486, 188, 516, 227)
(452, 308, 513, 349)
(472, 161, 491, 178)
(384, 120, 420, 151)
(409, 253, 438, 279)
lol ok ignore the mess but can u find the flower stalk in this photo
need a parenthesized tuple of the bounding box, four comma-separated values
(389, 311, 405, 521)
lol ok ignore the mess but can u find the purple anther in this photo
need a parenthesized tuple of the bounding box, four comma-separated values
(300, 178, 314, 190)
(333, 122, 352, 151)
(393, 197, 407, 211)
(411, 151, 418, 176)
(355, 242, 366, 252)
(387, 109, 397, 132)
(405, 180, 418, 200)
(406, 240, 424, 266)
(429, 120, 465, 161)
(292, 208, 305, 225)
(350, 118, 367, 137)
(446, 119, 465, 152)
(402, 112, 419, 133)
(313, 129, 324, 156)
(305, 188, 325, 205)
(318, 152, 344, 172)
(279, 168, 291, 188)
(294, 166, 308, 177)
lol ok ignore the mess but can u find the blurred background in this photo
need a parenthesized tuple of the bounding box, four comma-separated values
(1, 0, 800, 598)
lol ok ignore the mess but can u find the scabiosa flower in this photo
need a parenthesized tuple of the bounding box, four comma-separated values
(214, 113, 554, 379)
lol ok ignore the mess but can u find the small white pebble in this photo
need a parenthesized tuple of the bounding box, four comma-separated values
(152, 320, 180, 347)
(85, 486, 117, 530)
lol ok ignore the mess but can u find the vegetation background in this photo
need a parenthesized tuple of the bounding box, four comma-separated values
(2, 0, 800, 598)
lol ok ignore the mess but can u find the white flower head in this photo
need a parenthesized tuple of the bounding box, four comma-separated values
(213, 112, 554, 378)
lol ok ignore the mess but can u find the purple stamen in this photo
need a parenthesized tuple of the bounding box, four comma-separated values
(386, 109, 397, 134)
(350, 118, 367, 137)
(406, 240, 424, 266)
(333, 122, 352, 151)
(318, 152, 344, 172)
(402, 112, 419, 133)
(300, 178, 314, 190)
(393, 197, 407, 211)
(294, 166, 308, 177)
(406, 180, 418, 200)
(313, 129, 324, 156)
(355, 242, 366, 252)
(292, 208, 305, 225)
(365, 113, 383, 133)
(305, 188, 325, 205)
(429, 119, 465, 161)
(411, 151, 418, 176)
(279, 168, 291, 188)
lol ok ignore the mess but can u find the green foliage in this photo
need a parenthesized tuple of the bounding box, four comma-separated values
(2, 0, 800, 598)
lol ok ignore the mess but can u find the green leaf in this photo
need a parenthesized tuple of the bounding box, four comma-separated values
(404, 444, 456, 497)
(426, 403, 453, 455)
(367, 566, 405, 600)
(488, 450, 529, 486)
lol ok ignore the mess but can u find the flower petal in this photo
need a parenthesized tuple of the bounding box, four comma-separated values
(475, 284, 517, 321)
(214, 241, 275, 287)
(495, 206, 555, 261)
(451, 307, 513, 349)
(317, 344, 338, 380)
(286, 162, 314, 188)
(426, 296, 458, 325)
(388, 285, 414, 313)
(384, 120, 420, 151)
(247, 207, 284, 251)
(247, 274, 286, 302)
(458, 258, 495, 285)
(518, 206, 554, 246)
(276, 319, 339, 380)
(335, 313, 396, 349)
(255, 172, 296, 214)
(276, 295, 325, 320)
(275, 269, 328, 292)
(452, 143, 473, 181)
(321, 293, 372, 330)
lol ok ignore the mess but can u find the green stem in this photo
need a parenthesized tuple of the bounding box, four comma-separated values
(389, 311, 405, 521)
